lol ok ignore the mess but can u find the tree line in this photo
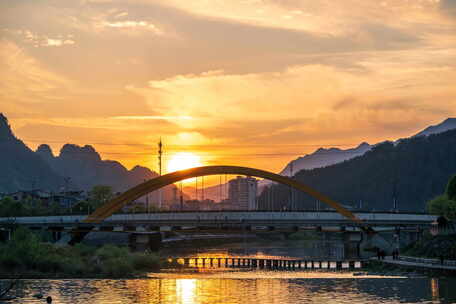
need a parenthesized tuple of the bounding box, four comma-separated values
(258, 129, 456, 212)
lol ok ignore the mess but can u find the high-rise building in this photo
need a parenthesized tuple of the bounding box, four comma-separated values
(228, 176, 258, 210)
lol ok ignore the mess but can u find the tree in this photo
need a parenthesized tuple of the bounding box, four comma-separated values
(427, 174, 456, 220)
(0, 197, 26, 217)
(88, 185, 113, 209)
(427, 195, 456, 219)
(446, 174, 456, 200)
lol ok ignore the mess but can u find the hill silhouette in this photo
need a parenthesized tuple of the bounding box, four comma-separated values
(259, 128, 456, 212)
(0, 114, 61, 193)
(0, 113, 182, 204)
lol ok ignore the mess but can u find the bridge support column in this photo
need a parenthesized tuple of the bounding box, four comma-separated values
(343, 231, 362, 258)
(0, 229, 11, 242)
(128, 232, 162, 252)
(273, 260, 278, 269)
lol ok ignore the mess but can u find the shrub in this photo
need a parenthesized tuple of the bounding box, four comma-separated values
(0, 252, 23, 270)
(60, 257, 85, 275)
(35, 254, 62, 273)
(101, 257, 134, 277)
(73, 243, 96, 257)
(131, 253, 160, 270)
(95, 244, 129, 261)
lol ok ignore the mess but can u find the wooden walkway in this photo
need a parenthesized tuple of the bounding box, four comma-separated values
(167, 257, 363, 270)
(375, 256, 456, 272)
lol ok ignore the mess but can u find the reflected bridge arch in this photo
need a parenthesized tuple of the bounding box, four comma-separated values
(83, 165, 362, 224)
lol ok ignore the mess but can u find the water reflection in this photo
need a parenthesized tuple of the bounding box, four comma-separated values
(4, 275, 456, 304)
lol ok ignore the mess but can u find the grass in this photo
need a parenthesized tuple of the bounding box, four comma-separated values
(0, 227, 161, 278)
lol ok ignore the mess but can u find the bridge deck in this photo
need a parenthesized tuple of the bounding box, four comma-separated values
(0, 212, 436, 227)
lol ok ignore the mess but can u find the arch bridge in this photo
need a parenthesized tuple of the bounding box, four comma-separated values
(66, 165, 366, 244)
(85, 165, 361, 224)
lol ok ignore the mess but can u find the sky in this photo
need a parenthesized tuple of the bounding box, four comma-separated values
(1, 0, 456, 175)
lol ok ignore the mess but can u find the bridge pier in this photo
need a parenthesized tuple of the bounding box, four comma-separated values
(128, 232, 162, 251)
(51, 231, 62, 242)
(343, 231, 362, 258)
(0, 228, 11, 242)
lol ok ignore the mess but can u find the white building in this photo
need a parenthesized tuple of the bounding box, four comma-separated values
(228, 176, 258, 210)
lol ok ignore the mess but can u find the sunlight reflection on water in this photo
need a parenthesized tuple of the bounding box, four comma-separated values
(4, 274, 456, 304)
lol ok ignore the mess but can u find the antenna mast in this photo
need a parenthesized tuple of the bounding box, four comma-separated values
(158, 138, 163, 209)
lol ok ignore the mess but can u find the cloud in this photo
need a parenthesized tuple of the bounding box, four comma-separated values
(441, 0, 456, 16)
(128, 62, 456, 148)
(44, 38, 75, 46)
(100, 20, 162, 34)
(112, 115, 192, 120)
(1, 0, 456, 172)
(3, 29, 76, 47)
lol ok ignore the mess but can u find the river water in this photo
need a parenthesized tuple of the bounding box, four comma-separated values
(3, 245, 456, 303)
(3, 274, 456, 304)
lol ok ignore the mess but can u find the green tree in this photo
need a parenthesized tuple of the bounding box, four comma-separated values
(0, 197, 26, 217)
(88, 185, 113, 209)
(427, 174, 456, 220)
(427, 194, 456, 219)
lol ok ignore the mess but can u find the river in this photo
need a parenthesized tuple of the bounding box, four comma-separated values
(2, 274, 456, 304)
(2, 244, 456, 303)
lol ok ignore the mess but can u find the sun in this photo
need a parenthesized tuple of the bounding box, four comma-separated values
(166, 152, 202, 173)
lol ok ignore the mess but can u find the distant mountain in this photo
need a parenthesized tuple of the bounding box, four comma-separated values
(183, 183, 228, 202)
(36, 143, 157, 192)
(0, 114, 62, 193)
(259, 128, 456, 212)
(278, 117, 456, 178)
(280, 142, 372, 176)
(414, 118, 456, 137)
(0, 113, 183, 204)
(35, 143, 183, 203)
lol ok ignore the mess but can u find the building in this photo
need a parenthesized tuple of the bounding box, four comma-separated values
(51, 190, 86, 209)
(228, 176, 258, 210)
(8, 190, 52, 204)
(6, 189, 86, 209)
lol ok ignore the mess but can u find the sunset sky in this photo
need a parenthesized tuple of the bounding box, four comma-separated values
(1, 0, 456, 175)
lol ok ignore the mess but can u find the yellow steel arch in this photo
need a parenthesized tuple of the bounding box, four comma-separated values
(83, 165, 362, 224)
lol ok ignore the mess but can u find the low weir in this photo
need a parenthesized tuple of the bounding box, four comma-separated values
(167, 257, 363, 270)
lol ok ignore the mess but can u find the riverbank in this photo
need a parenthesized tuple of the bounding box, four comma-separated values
(0, 228, 161, 279)
(402, 234, 456, 259)
(366, 259, 456, 277)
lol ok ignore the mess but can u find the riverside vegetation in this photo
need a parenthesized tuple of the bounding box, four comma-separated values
(0, 228, 160, 278)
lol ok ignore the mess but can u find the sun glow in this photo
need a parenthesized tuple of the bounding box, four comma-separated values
(166, 152, 202, 173)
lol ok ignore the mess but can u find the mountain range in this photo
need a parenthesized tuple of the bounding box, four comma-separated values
(0, 114, 61, 193)
(0, 113, 180, 203)
(279, 142, 372, 176)
(279, 118, 456, 177)
(259, 127, 456, 212)
(414, 118, 456, 137)
(183, 118, 456, 200)
(2, 112, 456, 208)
